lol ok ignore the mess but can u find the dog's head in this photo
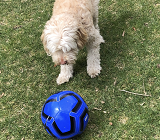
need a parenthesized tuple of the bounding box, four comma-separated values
(41, 17, 88, 66)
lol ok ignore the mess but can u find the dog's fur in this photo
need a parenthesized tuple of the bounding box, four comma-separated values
(41, 0, 104, 85)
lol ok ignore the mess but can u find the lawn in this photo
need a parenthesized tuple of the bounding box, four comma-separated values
(0, 0, 160, 139)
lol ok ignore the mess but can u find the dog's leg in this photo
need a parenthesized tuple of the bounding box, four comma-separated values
(87, 29, 104, 78)
(92, 0, 100, 30)
(93, 9, 99, 30)
(56, 64, 73, 85)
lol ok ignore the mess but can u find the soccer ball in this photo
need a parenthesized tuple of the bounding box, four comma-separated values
(41, 91, 89, 139)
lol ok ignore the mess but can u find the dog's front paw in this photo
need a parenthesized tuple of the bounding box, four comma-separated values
(87, 65, 101, 78)
(56, 64, 73, 85)
(56, 76, 69, 85)
(56, 73, 73, 85)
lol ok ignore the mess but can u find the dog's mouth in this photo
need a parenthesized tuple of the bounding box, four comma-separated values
(54, 60, 68, 67)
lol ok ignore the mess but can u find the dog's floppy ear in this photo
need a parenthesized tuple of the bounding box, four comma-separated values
(77, 26, 88, 49)
(41, 32, 45, 45)
(41, 32, 47, 51)
(41, 31, 51, 56)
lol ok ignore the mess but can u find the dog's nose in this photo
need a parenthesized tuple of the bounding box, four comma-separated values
(60, 59, 68, 65)
(64, 61, 67, 64)
(61, 61, 67, 65)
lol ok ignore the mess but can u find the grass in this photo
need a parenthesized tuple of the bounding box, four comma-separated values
(0, 0, 160, 139)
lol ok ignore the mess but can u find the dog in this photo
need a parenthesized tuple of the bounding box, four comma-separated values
(41, 0, 104, 85)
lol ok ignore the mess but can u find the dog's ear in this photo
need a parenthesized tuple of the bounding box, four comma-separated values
(41, 32, 44, 43)
(41, 32, 46, 50)
(77, 26, 88, 49)
(41, 32, 46, 47)
(41, 32, 51, 56)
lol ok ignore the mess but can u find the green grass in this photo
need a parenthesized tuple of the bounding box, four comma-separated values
(0, 0, 160, 139)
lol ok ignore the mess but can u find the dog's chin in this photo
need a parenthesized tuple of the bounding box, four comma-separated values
(53, 60, 75, 67)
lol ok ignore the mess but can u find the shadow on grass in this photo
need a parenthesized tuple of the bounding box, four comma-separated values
(100, 12, 135, 79)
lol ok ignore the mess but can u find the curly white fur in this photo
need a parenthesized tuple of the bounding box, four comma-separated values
(41, 0, 104, 85)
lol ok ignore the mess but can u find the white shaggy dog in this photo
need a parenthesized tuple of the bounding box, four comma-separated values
(41, 0, 104, 85)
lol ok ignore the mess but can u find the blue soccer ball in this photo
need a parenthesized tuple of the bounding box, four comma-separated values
(41, 91, 89, 139)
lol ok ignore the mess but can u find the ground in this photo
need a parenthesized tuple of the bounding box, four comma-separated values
(0, 0, 160, 139)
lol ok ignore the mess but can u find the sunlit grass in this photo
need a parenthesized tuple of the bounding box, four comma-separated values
(1, 0, 160, 139)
